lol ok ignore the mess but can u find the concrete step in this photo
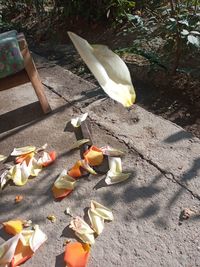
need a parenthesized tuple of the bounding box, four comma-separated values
(0, 53, 200, 267)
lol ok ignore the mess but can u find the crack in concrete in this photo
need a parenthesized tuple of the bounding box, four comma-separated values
(44, 81, 200, 201)
(92, 121, 200, 202)
(43, 83, 69, 102)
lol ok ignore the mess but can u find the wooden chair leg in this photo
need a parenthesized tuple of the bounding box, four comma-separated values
(22, 48, 51, 114)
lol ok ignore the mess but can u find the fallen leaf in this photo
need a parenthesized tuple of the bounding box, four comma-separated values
(47, 215, 56, 223)
(68, 160, 96, 178)
(0, 155, 7, 162)
(69, 217, 95, 245)
(71, 113, 88, 128)
(105, 172, 130, 185)
(11, 239, 33, 267)
(37, 151, 51, 166)
(105, 157, 130, 185)
(54, 170, 76, 190)
(29, 225, 47, 252)
(83, 146, 103, 166)
(19, 229, 34, 247)
(6, 155, 44, 187)
(88, 209, 104, 235)
(29, 158, 43, 177)
(108, 157, 122, 173)
(179, 208, 196, 221)
(52, 186, 72, 199)
(0, 224, 47, 267)
(68, 161, 84, 178)
(15, 152, 35, 164)
(75, 231, 94, 245)
(64, 242, 90, 267)
(2, 145, 56, 188)
(37, 151, 56, 167)
(52, 170, 76, 199)
(100, 146, 125, 157)
(80, 160, 97, 175)
(0, 169, 10, 189)
(90, 201, 114, 221)
(11, 146, 36, 156)
(15, 195, 23, 203)
(11, 226, 47, 266)
(0, 233, 21, 266)
(68, 32, 136, 107)
(70, 139, 90, 150)
(3, 220, 23, 235)
(8, 161, 31, 186)
(69, 217, 94, 235)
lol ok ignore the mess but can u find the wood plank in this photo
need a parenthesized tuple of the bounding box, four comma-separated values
(23, 47, 51, 114)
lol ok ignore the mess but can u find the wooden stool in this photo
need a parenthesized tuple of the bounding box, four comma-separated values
(0, 32, 51, 114)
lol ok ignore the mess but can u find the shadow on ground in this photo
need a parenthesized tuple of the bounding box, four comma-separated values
(0, 102, 44, 134)
(55, 252, 65, 267)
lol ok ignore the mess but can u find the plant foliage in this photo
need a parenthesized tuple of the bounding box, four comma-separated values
(1, 0, 199, 72)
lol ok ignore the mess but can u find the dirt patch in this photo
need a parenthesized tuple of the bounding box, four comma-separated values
(33, 39, 200, 139)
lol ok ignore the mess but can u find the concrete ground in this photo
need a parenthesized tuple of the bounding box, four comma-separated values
(1, 54, 200, 267)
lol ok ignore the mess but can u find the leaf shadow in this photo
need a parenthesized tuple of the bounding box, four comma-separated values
(163, 130, 193, 143)
(0, 227, 11, 241)
(0, 102, 44, 134)
(55, 252, 65, 267)
(64, 121, 74, 133)
(93, 177, 107, 190)
(94, 170, 136, 190)
(61, 225, 77, 240)
(83, 207, 90, 226)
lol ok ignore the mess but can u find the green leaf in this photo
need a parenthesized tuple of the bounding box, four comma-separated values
(126, 13, 136, 21)
(190, 31, 200, 36)
(178, 20, 189, 26)
(187, 35, 200, 47)
(126, 14, 143, 26)
(169, 18, 176, 23)
(181, 29, 189, 36)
